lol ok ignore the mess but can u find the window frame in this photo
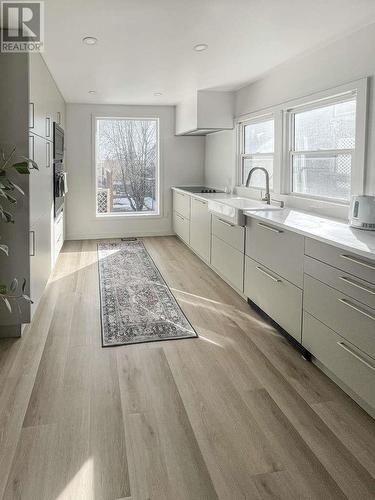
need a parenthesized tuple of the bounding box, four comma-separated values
(236, 78, 367, 214)
(238, 113, 275, 190)
(93, 115, 161, 219)
(285, 92, 358, 204)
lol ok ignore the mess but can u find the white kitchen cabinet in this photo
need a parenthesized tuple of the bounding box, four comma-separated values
(303, 312, 375, 415)
(173, 190, 191, 219)
(173, 212, 190, 245)
(211, 235, 244, 292)
(53, 209, 64, 264)
(29, 53, 65, 141)
(190, 197, 211, 262)
(304, 274, 375, 360)
(175, 90, 233, 135)
(244, 256, 303, 342)
(246, 218, 304, 288)
(30, 212, 52, 316)
(29, 133, 53, 225)
(212, 216, 245, 253)
(305, 238, 375, 285)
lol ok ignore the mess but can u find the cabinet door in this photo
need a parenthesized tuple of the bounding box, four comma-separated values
(173, 190, 191, 219)
(30, 212, 52, 317)
(29, 134, 53, 225)
(246, 217, 304, 288)
(211, 235, 244, 292)
(244, 256, 302, 342)
(173, 212, 190, 245)
(190, 198, 211, 262)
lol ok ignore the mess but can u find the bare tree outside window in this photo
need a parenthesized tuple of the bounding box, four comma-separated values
(95, 118, 159, 215)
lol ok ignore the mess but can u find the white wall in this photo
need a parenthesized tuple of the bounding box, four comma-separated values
(205, 22, 375, 197)
(65, 104, 205, 240)
(204, 130, 235, 190)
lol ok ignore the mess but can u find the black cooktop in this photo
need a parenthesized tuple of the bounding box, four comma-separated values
(176, 186, 223, 194)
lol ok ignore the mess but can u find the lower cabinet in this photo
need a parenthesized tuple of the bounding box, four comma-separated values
(303, 312, 375, 413)
(211, 235, 244, 292)
(173, 211, 190, 245)
(244, 255, 302, 342)
(30, 211, 52, 317)
(53, 210, 64, 264)
(190, 197, 211, 262)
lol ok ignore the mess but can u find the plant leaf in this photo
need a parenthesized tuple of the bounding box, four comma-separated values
(10, 278, 18, 293)
(0, 208, 14, 223)
(22, 294, 33, 304)
(21, 278, 27, 293)
(20, 156, 39, 170)
(12, 162, 30, 175)
(1, 295, 11, 312)
(0, 244, 9, 256)
(0, 284, 7, 294)
(7, 180, 25, 195)
(5, 192, 17, 204)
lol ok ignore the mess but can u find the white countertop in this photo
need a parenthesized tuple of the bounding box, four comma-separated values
(244, 208, 375, 262)
(172, 187, 375, 262)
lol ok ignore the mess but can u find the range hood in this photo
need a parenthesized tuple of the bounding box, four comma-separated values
(175, 90, 234, 136)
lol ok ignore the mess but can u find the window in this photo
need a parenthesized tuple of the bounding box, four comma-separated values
(95, 117, 159, 216)
(240, 116, 274, 189)
(288, 96, 356, 201)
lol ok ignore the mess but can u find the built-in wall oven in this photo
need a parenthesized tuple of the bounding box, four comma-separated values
(53, 123, 66, 218)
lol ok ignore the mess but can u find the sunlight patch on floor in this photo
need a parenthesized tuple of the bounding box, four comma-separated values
(55, 457, 94, 500)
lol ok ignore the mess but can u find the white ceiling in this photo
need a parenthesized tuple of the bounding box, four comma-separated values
(43, 0, 375, 105)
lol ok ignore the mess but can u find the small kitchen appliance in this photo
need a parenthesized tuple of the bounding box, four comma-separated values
(349, 195, 375, 230)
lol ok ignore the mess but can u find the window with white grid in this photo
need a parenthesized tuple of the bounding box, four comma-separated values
(240, 116, 274, 190)
(287, 95, 357, 202)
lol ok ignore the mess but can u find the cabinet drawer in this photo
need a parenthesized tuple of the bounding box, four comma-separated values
(303, 312, 375, 412)
(304, 255, 375, 310)
(246, 218, 304, 287)
(212, 216, 245, 252)
(245, 256, 302, 342)
(304, 275, 375, 359)
(305, 238, 375, 285)
(173, 212, 190, 245)
(190, 197, 211, 262)
(211, 235, 244, 292)
(173, 191, 191, 219)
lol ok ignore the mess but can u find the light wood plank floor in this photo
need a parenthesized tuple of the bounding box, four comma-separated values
(1, 236, 375, 500)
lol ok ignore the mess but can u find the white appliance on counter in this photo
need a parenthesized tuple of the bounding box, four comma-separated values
(349, 195, 375, 230)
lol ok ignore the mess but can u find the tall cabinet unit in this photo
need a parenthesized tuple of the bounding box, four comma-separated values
(0, 53, 66, 337)
(28, 54, 65, 318)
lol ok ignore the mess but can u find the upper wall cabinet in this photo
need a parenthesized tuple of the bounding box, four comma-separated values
(175, 90, 234, 136)
(29, 53, 65, 139)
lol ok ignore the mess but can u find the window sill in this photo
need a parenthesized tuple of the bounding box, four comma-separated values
(95, 211, 161, 220)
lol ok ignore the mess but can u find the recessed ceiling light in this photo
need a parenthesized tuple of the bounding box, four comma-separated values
(83, 36, 98, 45)
(153, 92, 162, 96)
(88, 90, 96, 94)
(194, 43, 208, 52)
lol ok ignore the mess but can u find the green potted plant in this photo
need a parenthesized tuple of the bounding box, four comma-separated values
(0, 146, 38, 312)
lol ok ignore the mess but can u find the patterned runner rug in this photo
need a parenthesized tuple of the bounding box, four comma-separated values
(97, 240, 197, 346)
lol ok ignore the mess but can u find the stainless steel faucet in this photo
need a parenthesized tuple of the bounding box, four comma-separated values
(245, 167, 271, 204)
